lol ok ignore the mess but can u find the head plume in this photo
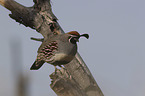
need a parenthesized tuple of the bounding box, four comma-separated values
(67, 31, 89, 44)
(67, 31, 89, 39)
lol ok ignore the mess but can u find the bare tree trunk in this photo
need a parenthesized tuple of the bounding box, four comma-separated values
(0, 0, 104, 96)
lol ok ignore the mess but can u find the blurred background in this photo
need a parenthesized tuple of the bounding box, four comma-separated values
(0, 0, 145, 96)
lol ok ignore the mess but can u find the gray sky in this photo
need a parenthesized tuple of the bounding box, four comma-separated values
(0, 0, 145, 96)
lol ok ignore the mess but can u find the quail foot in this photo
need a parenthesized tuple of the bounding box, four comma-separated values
(30, 31, 89, 72)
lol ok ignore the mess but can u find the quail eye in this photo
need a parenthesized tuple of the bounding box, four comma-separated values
(68, 36, 78, 44)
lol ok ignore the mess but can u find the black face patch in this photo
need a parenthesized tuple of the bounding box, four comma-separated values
(68, 36, 79, 44)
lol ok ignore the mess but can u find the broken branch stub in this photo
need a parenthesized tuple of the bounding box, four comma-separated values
(0, 0, 104, 96)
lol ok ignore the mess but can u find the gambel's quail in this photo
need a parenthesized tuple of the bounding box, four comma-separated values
(30, 31, 89, 70)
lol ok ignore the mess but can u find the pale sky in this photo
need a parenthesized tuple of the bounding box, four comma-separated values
(0, 0, 145, 96)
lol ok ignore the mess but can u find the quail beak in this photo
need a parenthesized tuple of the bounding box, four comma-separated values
(80, 34, 89, 39)
(75, 37, 79, 42)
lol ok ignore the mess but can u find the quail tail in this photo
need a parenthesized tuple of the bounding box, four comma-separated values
(30, 60, 45, 70)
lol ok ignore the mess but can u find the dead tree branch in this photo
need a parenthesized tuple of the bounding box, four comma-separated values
(0, 0, 104, 96)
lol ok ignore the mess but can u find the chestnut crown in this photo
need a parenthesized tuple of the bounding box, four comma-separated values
(67, 31, 89, 44)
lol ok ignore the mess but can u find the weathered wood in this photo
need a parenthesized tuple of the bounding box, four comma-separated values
(50, 68, 87, 96)
(0, 0, 104, 96)
(50, 53, 104, 96)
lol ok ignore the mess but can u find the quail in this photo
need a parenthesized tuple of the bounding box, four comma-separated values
(30, 31, 89, 70)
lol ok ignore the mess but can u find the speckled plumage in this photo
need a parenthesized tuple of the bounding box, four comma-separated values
(30, 31, 89, 70)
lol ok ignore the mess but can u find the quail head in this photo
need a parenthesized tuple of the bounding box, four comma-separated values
(30, 31, 89, 70)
